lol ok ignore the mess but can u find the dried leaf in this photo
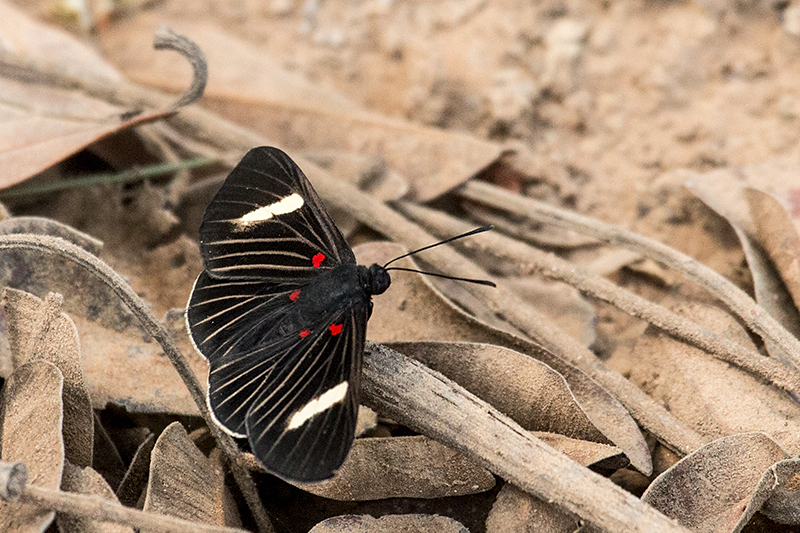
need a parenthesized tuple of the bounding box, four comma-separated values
(58, 461, 133, 533)
(532, 432, 627, 472)
(0, 2, 121, 84)
(98, 16, 503, 200)
(288, 435, 495, 501)
(2, 288, 94, 467)
(0, 360, 64, 533)
(760, 456, 800, 525)
(143, 422, 236, 526)
(309, 514, 469, 533)
(746, 188, 800, 315)
(0, 3, 167, 189)
(642, 433, 789, 533)
(389, 341, 610, 445)
(686, 167, 800, 367)
(626, 300, 800, 454)
(355, 241, 651, 474)
(486, 483, 578, 533)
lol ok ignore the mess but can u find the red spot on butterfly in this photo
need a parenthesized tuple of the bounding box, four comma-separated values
(299, 329, 311, 338)
(329, 323, 343, 336)
(312, 253, 325, 267)
(289, 290, 301, 302)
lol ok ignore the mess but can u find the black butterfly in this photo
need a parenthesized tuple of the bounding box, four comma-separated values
(186, 146, 492, 482)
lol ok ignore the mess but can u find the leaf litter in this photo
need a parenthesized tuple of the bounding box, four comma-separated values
(2, 1, 800, 532)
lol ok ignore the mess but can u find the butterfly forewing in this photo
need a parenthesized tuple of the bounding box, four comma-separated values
(199, 147, 354, 281)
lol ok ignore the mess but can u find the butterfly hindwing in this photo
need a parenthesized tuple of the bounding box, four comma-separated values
(245, 306, 365, 482)
(199, 147, 355, 281)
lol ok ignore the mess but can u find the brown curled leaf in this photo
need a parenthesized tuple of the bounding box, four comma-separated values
(58, 461, 133, 533)
(486, 483, 579, 533)
(389, 341, 609, 445)
(0, 360, 64, 532)
(354, 241, 651, 474)
(309, 514, 469, 533)
(2, 288, 94, 468)
(642, 432, 790, 533)
(686, 171, 800, 367)
(143, 422, 237, 526)
(287, 435, 495, 501)
(532, 432, 628, 472)
(745, 188, 800, 316)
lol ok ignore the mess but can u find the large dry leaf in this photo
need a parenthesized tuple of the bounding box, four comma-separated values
(309, 514, 469, 533)
(0, 360, 64, 533)
(642, 432, 797, 533)
(0, 3, 167, 189)
(486, 483, 579, 533)
(287, 435, 495, 501)
(746, 188, 800, 316)
(389, 341, 610, 445)
(143, 422, 237, 527)
(685, 164, 800, 367)
(354, 241, 651, 474)
(98, 15, 503, 201)
(58, 461, 133, 533)
(625, 300, 800, 454)
(2, 288, 94, 467)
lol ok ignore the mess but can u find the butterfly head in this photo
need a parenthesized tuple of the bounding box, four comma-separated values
(362, 264, 391, 296)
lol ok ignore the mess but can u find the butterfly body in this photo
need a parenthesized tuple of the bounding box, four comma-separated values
(187, 147, 389, 482)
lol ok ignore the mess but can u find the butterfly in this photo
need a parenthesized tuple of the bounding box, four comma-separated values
(186, 146, 492, 482)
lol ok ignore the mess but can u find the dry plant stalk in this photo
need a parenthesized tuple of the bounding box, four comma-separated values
(460, 180, 800, 371)
(0, 461, 246, 533)
(361, 342, 689, 533)
(0, 234, 273, 533)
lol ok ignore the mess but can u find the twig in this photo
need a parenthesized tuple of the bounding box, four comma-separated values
(460, 180, 800, 372)
(361, 342, 690, 533)
(14, 475, 246, 533)
(153, 26, 208, 110)
(0, 235, 273, 533)
(400, 201, 800, 396)
(0, 157, 219, 199)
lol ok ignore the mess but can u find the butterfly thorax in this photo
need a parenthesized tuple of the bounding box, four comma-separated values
(289, 263, 390, 325)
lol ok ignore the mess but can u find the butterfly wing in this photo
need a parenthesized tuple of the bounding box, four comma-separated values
(245, 305, 366, 481)
(187, 271, 366, 481)
(199, 146, 355, 281)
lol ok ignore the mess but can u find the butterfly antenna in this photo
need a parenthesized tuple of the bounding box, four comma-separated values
(383, 225, 496, 287)
(384, 267, 496, 287)
(383, 225, 493, 268)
